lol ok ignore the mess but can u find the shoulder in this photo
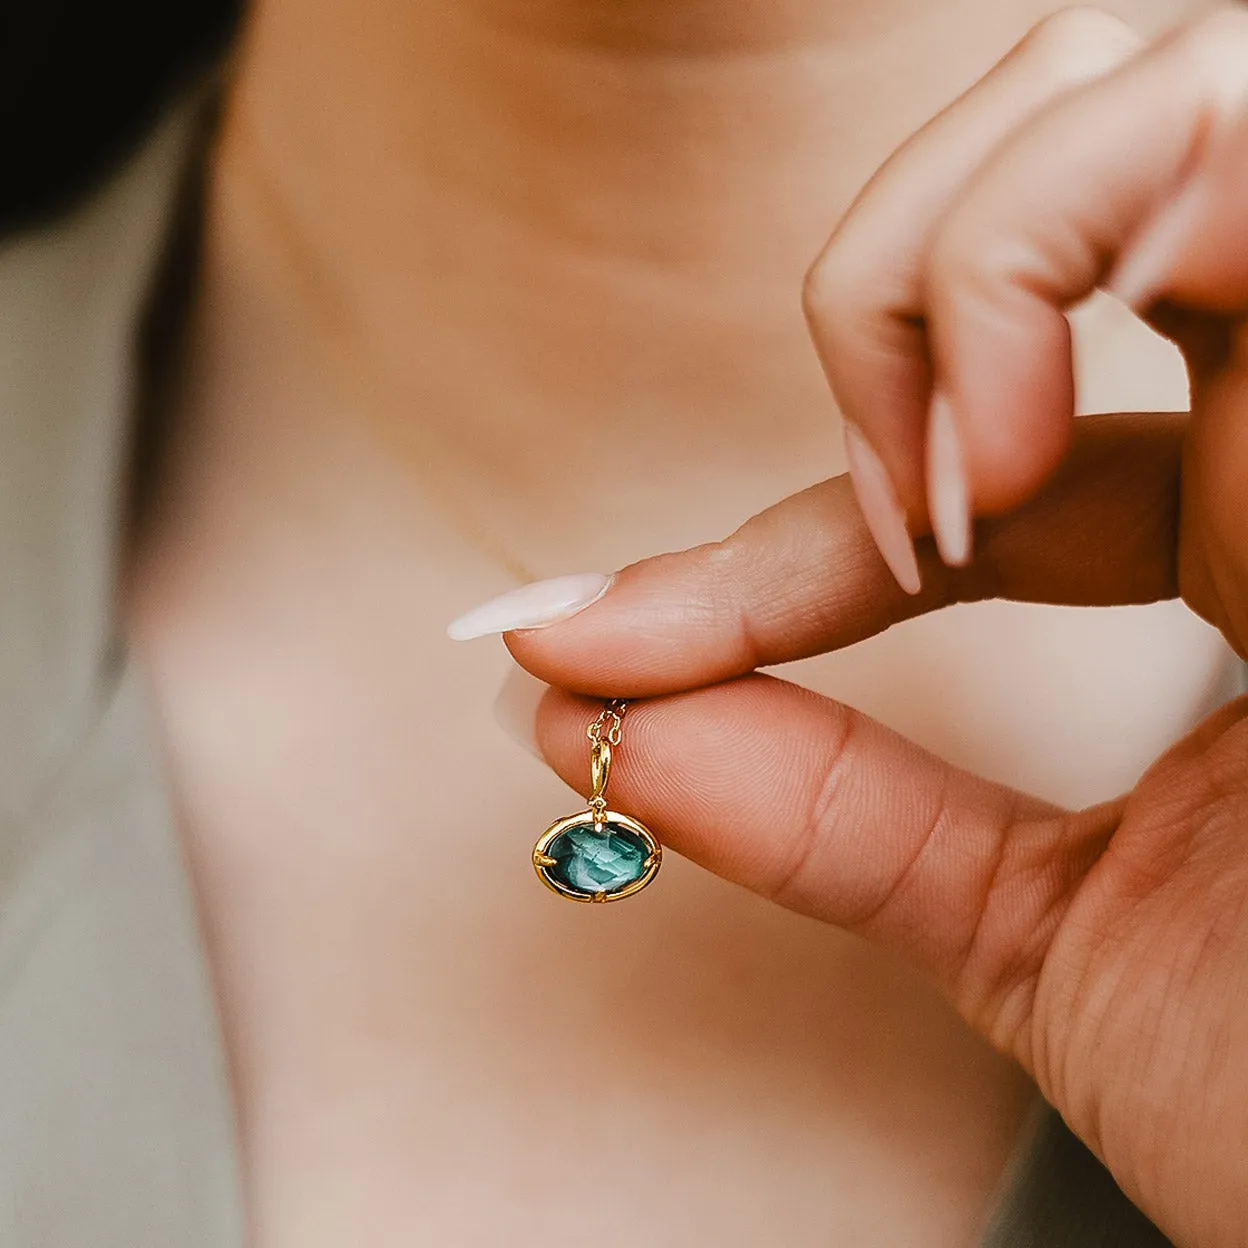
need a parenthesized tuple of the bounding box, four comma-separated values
(0, 92, 210, 816)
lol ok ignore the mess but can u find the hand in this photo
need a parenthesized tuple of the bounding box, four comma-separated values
(504, 10, 1248, 1246)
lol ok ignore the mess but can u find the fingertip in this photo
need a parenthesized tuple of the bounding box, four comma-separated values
(447, 572, 612, 641)
(843, 422, 924, 595)
(503, 552, 749, 697)
(928, 283, 1077, 518)
(1104, 179, 1204, 312)
(493, 665, 549, 761)
(927, 393, 974, 568)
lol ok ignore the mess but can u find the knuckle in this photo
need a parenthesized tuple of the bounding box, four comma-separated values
(927, 212, 993, 293)
(1174, 8, 1248, 97)
(1189, 4, 1248, 48)
(771, 708, 859, 907)
(802, 235, 863, 326)
(928, 190, 1041, 300)
(1018, 7, 1141, 81)
(802, 238, 879, 374)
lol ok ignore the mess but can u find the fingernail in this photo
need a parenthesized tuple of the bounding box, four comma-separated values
(1106, 180, 1203, 311)
(926, 393, 972, 568)
(447, 573, 612, 641)
(842, 422, 921, 595)
(492, 666, 548, 760)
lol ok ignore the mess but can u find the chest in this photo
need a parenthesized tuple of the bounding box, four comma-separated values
(126, 286, 1229, 1244)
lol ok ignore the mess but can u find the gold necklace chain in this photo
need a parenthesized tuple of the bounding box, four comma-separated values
(234, 124, 540, 587)
(586, 699, 627, 748)
(533, 696, 661, 903)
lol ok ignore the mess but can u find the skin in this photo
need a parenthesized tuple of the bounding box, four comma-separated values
(510, 9, 1248, 1246)
(127, 0, 1230, 1243)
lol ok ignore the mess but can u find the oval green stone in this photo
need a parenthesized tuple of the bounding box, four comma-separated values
(545, 821, 650, 896)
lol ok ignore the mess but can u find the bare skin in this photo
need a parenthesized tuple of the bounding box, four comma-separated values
(513, 11, 1248, 1245)
(128, 1, 1231, 1244)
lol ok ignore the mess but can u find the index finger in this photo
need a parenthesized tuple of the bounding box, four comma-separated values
(507, 412, 1180, 698)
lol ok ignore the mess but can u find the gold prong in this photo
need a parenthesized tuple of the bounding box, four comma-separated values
(533, 809, 662, 903)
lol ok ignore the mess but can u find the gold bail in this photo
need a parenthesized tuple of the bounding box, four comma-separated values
(590, 739, 612, 806)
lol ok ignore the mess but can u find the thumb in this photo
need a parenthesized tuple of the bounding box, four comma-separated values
(525, 671, 1106, 1068)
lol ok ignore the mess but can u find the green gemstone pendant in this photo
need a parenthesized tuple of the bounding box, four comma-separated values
(533, 809, 661, 903)
(532, 701, 661, 903)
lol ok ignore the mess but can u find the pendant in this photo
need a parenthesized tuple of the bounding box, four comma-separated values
(532, 701, 662, 903)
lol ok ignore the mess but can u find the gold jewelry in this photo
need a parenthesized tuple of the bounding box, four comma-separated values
(236, 131, 541, 587)
(532, 700, 662, 902)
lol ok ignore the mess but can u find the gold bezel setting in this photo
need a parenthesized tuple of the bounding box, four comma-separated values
(532, 810, 662, 903)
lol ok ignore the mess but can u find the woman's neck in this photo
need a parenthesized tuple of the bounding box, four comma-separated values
(179, 0, 1205, 577)
(211, 0, 1051, 400)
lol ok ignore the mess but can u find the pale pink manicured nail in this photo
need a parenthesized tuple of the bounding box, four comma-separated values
(926, 393, 972, 568)
(447, 573, 612, 641)
(842, 422, 921, 595)
(492, 666, 548, 760)
(1106, 181, 1203, 311)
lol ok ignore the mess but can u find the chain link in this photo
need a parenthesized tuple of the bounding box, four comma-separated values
(586, 700, 626, 826)
(587, 699, 627, 748)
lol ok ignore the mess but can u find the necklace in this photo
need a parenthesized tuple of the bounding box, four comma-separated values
(236, 139, 660, 901)
(232, 123, 543, 586)
(532, 700, 662, 902)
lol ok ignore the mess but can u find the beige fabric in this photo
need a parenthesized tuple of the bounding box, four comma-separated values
(0, 104, 243, 1244)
